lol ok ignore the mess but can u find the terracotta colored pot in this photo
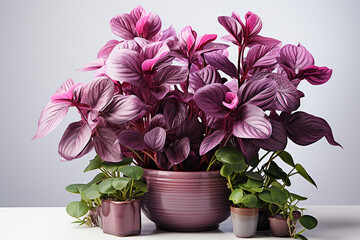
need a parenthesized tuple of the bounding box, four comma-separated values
(269, 216, 293, 237)
(101, 199, 141, 236)
(231, 206, 259, 238)
(257, 208, 271, 231)
(142, 169, 230, 231)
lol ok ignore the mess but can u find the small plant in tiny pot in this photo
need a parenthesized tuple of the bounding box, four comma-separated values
(66, 156, 147, 236)
(258, 151, 318, 239)
(212, 146, 264, 238)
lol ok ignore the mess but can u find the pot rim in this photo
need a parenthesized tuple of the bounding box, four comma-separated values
(143, 168, 221, 175)
(230, 205, 259, 215)
(101, 199, 141, 205)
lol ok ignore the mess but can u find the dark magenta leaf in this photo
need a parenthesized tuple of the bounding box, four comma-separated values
(204, 52, 238, 78)
(199, 129, 226, 156)
(165, 137, 190, 165)
(163, 98, 188, 130)
(93, 126, 122, 163)
(188, 66, 221, 93)
(118, 129, 146, 150)
(144, 127, 166, 151)
(298, 65, 332, 85)
(83, 77, 114, 112)
(244, 43, 280, 71)
(218, 16, 243, 45)
(110, 13, 137, 40)
(251, 119, 287, 151)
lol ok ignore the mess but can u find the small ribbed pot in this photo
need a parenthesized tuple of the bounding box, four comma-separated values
(231, 206, 259, 238)
(269, 211, 301, 237)
(101, 199, 141, 237)
(142, 169, 230, 231)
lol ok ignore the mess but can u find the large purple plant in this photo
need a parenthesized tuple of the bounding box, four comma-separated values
(34, 6, 340, 171)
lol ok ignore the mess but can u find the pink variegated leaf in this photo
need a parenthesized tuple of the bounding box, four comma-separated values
(224, 79, 239, 93)
(281, 111, 341, 147)
(130, 5, 146, 22)
(160, 25, 177, 40)
(136, 13, 162, 40)
(84, 77, 114, 112)
(189, 66, 221, 93)
(93, 126, 122, 162)
(163, 98, 188, 129)
(298, 65, 332, 85)
(244, 43, 281, 71)
(237, 139, 259, 163)
(144, 127, 166, 151)
(232, 104, 272, 139)
(103, 95, 149, 125)
(55, 79, 74, 94)
(97, 40, 120, 59)
(179, 26, 196, 51)
(193, 83, 231, 118)
(218, 16, 243, 45)
(106, 48, 144, 86)
(150, 114, 167, 130)
(251, 119, 287, 151)
(247, 35, 281, 47)
(33, 102, 70, 139)
(150, 85, 170, 100)
(78, 57, 106, 72)
(154, 65, 188, 86)
(199, 129, 227, 156)
(118, 129, 146, 151)
(204, 52, 238, 78)
(195, 34, 217, 50)
(239, 75, 277, 110)
(277, 44, 314, 76)
(58, 121, 92, 161)
(110, 14, 137, 40)
(245, 11, 262, 37)
(165, 137, 190, 165)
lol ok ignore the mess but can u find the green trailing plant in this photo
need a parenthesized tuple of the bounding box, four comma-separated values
(65, 156, 147, 226)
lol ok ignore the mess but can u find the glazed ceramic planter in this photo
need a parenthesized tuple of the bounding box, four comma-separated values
(101, 199, 141, 236)
(142, 169, 230, 231)
(269, 212, 300, 237)
(231, 206, 259, 238)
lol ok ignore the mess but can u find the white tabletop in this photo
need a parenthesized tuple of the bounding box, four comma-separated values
(0, 205, 359, 240)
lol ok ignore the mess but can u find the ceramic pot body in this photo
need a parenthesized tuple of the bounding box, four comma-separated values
(257, 208, 271, 231)
(231, 206, 259, 238)
(269, 216, 294, 237)
(101, 199, 141, 236)
(142, 169, 230, 231)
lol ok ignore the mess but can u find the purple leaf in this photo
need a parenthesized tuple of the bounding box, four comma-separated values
(277, 44, 314, 76)
(199, 130, 227, 155)
(193, 83, 230, 118)
(222, 92, 239, 110)
(161, 25, 177, 40)
(144, 127, 166, 151)
(78, 57, 106, 72)
(188, 66, 221, 93)
(58, 122, 92, 161)
(237, 138, 259, 163)
(165, 137, 190, 165)
(84, 77, 114, 112)
(118, 129, 146, 150)
(110, 14, 137, 40)
(266, 73, 300, 112)
(163, 98, 188, 129)
(130, 5, 146, 21)
(245, 11, 262, 37)
(251, 119, 287, 151)
(204, 52, 238, 78)
(150, 85, 170, 100)
(97, 40, 120, 59)
(218, 16, 243, 45)
(136, 13, 162, 39)
(232, 104, 272, 139)
(150, 114, 167, 129)
(239, 75, 277, 110)
(153, 65, 189, 85)
(103, 95, 149, 125)
(195, 34, 217, 50)
(281, 111, 341, 147)
(244, 43, 281, 70)
(298, 65, 332, 85)
(247, 35, 281, 47)
(93, 126, 122, 162)
(179, 26, 197, 51)
(33, 102, 70, 139)
(106, 48, 144, 86)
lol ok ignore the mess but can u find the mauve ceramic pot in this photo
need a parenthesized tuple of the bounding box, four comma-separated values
(231, 206, 259, 238)
(269, 216, 292, 237)
(101, 199, 141, 236)
(142, 169, 230, 232)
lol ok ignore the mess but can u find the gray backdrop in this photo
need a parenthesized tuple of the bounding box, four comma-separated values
(0, 0, 358, 206)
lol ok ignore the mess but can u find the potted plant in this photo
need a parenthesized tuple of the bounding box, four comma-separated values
(65, 156, 147, 237)
(258, 151, 318, 239)
(34, 5, 340, 232)
(213, 146, 263, 238)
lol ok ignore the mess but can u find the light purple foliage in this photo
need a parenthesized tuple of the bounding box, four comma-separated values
(34, 6, 340, 170)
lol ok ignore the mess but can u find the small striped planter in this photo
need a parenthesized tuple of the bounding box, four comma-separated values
(142, 169, 230, 231)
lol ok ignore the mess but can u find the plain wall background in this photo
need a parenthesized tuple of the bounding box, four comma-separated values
(0, 0, 358, 206)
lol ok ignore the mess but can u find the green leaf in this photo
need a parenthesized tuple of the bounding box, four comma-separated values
(270, 187, 288, 205)
(295, 164, 317, 188)
(232, 162, 247, 173)
(84, 184, 101, 200)
(98, 178, 116, 194)
(112, 177, 131, 190)
(270, 181, 283, 189)
(245, 172, 263, 182)
(291, 193, 308, 201)
(229, 189, 243, 204)
(277, 151, 295, 167)
(133, 180, 147, 193)
(294, 234, 308, 240)
(66, 201, 89, 218)
(259, 191, 273, 203)
(102, 158, 133, 173)
(251, 188, 263, 193)
(86, 173, 107, 187)
(118, 166, 143, 180)
(249, 157, 260, 168)
(246, 178, 263, 188)
(65, 184, 86, 194)
(84, 155, 102, 172)
(242, 194, 259, 208)
(215, 146, 245, 164)
(220, 164, 233, 177)
(299, 215, 318, 230)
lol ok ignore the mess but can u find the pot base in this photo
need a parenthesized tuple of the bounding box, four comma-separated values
(156, 224, 219, 232)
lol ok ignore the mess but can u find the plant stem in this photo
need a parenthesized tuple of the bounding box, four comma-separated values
(120, 143, 144, 162)
(128, 179, 134, 199)
(227, 176, 234, 191)
(206, 154, 217, 171)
